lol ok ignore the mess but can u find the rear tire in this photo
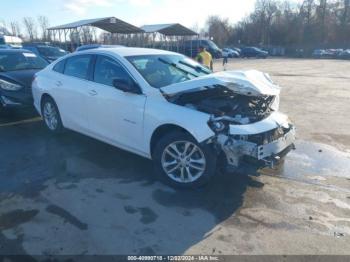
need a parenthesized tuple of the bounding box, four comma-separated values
(153, 131, 217, 189)
(41, 96, 64, 133)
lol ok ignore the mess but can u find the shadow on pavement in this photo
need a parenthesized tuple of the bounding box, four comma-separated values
(0, 107, 39, 125)
(0, 114, 262, 255)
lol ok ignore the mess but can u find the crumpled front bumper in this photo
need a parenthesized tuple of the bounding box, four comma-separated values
(218, 125, 296, 168)
(256, 126, 296, 160)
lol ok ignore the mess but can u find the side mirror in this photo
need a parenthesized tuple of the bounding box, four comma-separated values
(113, 78, 142, 95)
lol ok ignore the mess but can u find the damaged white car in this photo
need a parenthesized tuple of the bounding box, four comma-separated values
(32, 48, 296, 188)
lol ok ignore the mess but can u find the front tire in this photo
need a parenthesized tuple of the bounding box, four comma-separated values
(41, 97, 63, 133)
(153, 131, 217, 189)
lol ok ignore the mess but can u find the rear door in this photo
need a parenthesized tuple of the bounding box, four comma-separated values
(85, 55, 147, 153)
(53, 54, 93, 132)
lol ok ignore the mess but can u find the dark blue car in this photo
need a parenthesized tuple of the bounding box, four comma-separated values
(0, 49, 48, 109)
(23, 43, 68, 63)
(241, 47, 268, 58)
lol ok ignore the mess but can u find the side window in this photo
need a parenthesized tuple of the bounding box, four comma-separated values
(93, 56, 131, 87)
(53, 59, 66, 73)
(64, 55, 91, 79)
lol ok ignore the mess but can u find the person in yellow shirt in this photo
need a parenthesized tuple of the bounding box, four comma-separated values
(196, 46, 213, 71)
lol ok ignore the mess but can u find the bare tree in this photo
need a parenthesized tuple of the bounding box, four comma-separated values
(0, 20, 10, 35)
(37, 16, 49, 41)
(226, 0, 350, 50)
(10, 21, 21, 37)
(206, 16, 232, 46)
(23, 17, 38, 41)
(342, 0, 350, 24)
(81, 27, 93, 44)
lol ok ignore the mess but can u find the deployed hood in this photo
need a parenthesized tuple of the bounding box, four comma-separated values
(161, 70, 281, 97)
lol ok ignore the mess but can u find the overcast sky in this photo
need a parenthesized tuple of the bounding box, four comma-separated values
(1, 0, 303, 29)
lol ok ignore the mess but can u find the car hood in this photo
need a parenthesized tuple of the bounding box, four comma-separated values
(160, 70, 281, 97)
(0, 69, 40, 88)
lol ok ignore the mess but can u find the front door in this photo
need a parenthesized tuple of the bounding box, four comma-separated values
(85, 55, 147, 154)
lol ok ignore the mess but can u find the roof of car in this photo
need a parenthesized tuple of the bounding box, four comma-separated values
(76, 44, 124, 51)
(0, 48, 35, 53)
(84, 47, 177, 57)
(23, 44, 54, 47)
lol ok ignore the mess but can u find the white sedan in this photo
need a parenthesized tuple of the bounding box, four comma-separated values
(32, 47, 295, 188)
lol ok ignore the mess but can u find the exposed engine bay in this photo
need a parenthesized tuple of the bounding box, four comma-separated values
(161, 70, 295, 169)
(169, 86, 276, 125)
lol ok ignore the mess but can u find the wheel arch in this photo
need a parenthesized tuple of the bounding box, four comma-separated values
(40, 93, 54, 107)
(150, 124, 196, 158)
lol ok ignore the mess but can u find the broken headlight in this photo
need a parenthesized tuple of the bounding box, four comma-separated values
(211, 121, 226, 132)
(208, 117, 229, 133)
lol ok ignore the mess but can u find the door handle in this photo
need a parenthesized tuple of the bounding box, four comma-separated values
(55, 81, 62, 87)
(88, 90, 98, 96)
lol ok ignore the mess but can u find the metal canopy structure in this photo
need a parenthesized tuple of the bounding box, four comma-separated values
(140, 23, 198, 56)
(48, 17, 144, 34)
(141, 23, 198, 36)
(47, 17, 144, 51)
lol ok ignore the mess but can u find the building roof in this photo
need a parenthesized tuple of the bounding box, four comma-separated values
(141, 23, 198, 36)
(48, 17, 144, 34)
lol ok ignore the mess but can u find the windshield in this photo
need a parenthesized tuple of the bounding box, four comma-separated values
(0, 52, 49, 72)
(126, 54, 211, 88)
(37, 46, 67, 57)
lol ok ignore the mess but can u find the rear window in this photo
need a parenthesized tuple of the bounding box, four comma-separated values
(0, 52, 48, 72)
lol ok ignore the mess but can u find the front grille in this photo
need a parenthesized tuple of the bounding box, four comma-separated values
(247, 125, 292, 145)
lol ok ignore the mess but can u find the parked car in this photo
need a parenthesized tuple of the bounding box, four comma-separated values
(0, 45, 11, 49)
(32, 47, 296, 188)
(23, 43, 68, 63)
(0, 49, 48, 109)
(0, 34, 23, 49)
(222, 48, 240, 58)
(312, 49, 335, 59)
(241, 47, 268, 58)
(312, 49, 323, 58)
(338, 49, 350, 59)
(183, 39, 222, 59)
(231, 47, 241, 55)
(76, 44, 124, 52)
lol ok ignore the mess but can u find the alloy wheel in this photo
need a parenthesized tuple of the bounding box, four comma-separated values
(161, 141, 206, 183)
(43, 101, 58, 131)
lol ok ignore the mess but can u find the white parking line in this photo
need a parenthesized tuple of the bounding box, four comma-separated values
(0, 117, 42, 128)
